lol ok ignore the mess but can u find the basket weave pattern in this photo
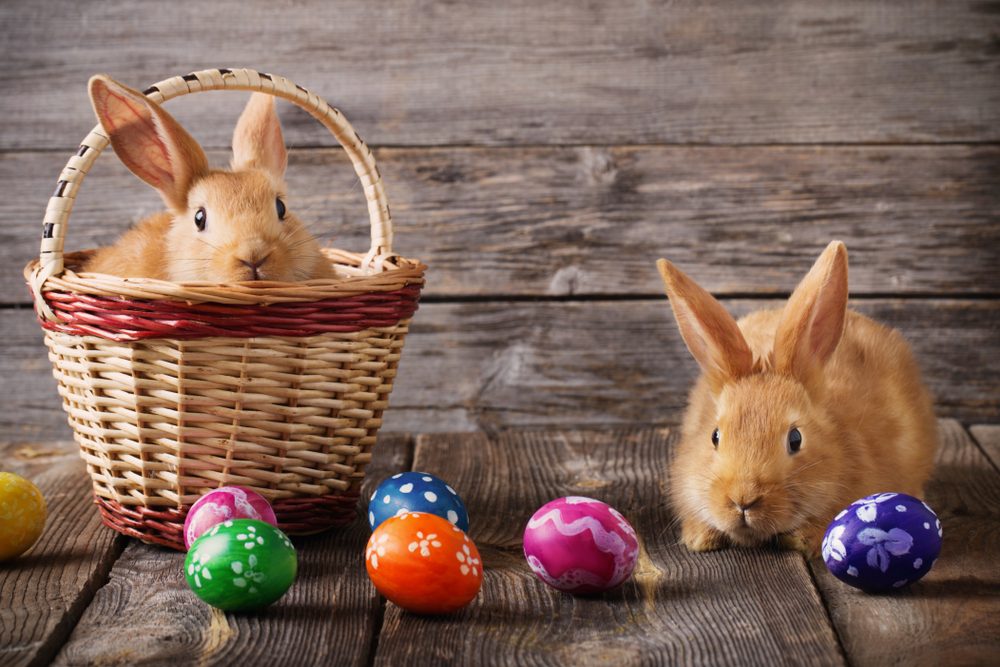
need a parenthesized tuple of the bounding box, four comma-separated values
(24, 68, 425, 550)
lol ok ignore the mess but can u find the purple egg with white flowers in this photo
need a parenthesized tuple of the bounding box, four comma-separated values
(822, 492, 942, 593)
(523, 496, 639, 594)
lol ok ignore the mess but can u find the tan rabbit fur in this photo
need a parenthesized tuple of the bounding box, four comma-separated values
(658, 242, 937, 557)
(83, 75, 335, 282)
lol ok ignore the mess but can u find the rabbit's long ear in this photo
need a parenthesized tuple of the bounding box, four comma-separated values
(774, 242, 849, 383)
(231, 93, 287, 180)
(88, 75, 209, 210)
(657, 259, 753, 390)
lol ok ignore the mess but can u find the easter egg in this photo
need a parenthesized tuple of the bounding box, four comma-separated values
(183, 486, 277, 549)
(822, 492, 942, 593)
(0, 472, 47, 561)
(523, 496, 639, 594)
(365, 511, 482, 614)
(368, 471, 469, 533)
(185, 519, 297, 611)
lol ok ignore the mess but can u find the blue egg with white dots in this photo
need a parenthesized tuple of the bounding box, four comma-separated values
(367, 471, 470, 533)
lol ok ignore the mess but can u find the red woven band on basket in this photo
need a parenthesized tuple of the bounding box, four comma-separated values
(95, 492, 362, 551)
(36, 284, 421, 341)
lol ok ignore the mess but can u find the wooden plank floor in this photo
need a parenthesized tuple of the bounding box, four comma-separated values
(2, 421, 998, 666)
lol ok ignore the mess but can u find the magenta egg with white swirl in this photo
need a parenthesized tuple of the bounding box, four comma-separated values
(183, 486, 278, 549)
(523, 496, 639, 594)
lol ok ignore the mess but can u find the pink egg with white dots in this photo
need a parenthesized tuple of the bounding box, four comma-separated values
(183, 486, 278, 549)
(523, 496, 639, 593)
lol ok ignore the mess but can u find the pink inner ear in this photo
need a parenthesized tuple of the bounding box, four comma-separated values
(264, 106, 287, 175)
(675, 305, 711, 366)
(232, 94, 288, 177)
(808, 282, 847, 361)
(96, 88, 174, 190)
(672, 293, 752, 380)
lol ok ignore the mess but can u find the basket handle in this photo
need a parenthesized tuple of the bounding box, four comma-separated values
(34, 68, 394, 291)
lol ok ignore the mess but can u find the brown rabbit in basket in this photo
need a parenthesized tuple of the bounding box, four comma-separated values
(658, 242, 937, 557)
(82, 75, 335, 282)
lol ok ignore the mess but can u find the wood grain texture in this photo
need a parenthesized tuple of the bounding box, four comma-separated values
(809, 420, 1000, 667)
(372, 429, 845, 666)
(4, 298, 998, 447)
(0, 441, 125, 667)
(51, 433, 411, 667)
(1, 307, 65, 444)
(1, 0, 999, 148)
(4, 145, 999, 301)
(288, 297, 1000, 427)
(969, 425, 1000, 471)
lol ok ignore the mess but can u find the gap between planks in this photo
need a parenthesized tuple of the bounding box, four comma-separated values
(372, 428, 846, 667)
(4, 141, 1000, 157)
(806, 419, 1000, 666)
(7, 294, 1000, 310)
(3, 0, 999, 147)
(967, 424, 1000, 474)
(364, 436, 416, 667)
(368, 421, 1000, 666)
(5, 299, 1000, 448)
(0, 441, 128, 667)
(6, 423, 999, 665)
(3, 144, 998, 302)
(46, 433, 414, 667)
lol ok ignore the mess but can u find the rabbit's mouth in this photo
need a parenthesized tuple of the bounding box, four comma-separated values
(724, 519, 777, 546)
(717, 496, 783, 542)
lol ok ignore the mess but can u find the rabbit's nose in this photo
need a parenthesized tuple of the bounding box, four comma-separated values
(733, 495, 762, 522)
(239, 254, 270, 270)
(239, 253, 270, 280)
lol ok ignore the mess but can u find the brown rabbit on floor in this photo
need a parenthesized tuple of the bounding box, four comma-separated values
(657, 242, 937, 557)
(83, 75, 336, 282)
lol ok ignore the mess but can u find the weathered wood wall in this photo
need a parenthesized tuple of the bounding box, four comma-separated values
(1, 0, 997, 449)
(3, 1, 999, 147)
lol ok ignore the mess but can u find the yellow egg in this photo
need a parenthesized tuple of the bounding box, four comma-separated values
(0, 472, 47, 560)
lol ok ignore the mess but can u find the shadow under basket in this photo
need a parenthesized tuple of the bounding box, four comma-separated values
(24, 68, 426, 550)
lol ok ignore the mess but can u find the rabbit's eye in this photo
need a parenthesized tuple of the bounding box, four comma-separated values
(276, 197, 286, 220)
(711, 428, 720, 448)
(194, 207, 207, 231)
(787, 428, 802, 454)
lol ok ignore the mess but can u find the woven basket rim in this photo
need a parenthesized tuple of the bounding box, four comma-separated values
(26, 247, 426, 306)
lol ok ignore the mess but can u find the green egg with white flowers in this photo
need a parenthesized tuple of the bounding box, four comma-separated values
(184, 519, 297, 611)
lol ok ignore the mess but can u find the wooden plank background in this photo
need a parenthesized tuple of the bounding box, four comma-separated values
(0, 1, 998, 663)
(2, 1, 999, 148)
(2, 1, 998, 445)
(4, 146, 998, 301)
(1, 2, 997, 448)
(4, 297, 1000, 446)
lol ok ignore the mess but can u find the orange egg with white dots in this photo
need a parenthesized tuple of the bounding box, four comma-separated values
(365, 511, 483, 614)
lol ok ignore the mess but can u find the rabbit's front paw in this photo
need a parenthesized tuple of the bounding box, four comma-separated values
(779, 525, 823, 558)
(681, 518, 727, 552)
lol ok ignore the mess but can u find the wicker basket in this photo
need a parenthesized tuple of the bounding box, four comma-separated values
(23, 68, 426, 550)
